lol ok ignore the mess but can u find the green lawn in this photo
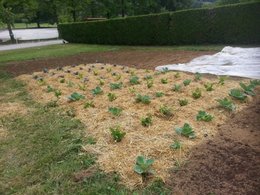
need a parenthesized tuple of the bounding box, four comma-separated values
(0, 23, 57, 29)
(0, 43, 223, 65)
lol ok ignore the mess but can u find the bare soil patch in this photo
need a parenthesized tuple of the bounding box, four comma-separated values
(167, 92, 260, 195)
(17, 63, 258, 190)
(4, 50, 215, 76)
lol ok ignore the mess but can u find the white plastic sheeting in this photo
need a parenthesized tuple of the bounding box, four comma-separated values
(156, 47, 260, 79)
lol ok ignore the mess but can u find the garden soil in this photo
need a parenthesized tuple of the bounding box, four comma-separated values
(3, 50, 259, 193)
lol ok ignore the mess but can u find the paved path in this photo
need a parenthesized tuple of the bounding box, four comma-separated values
(0, 28, 58, 42)
(0, 40, 64, 51)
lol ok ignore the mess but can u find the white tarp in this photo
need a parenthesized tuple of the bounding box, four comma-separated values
(156, 46, 260, 79)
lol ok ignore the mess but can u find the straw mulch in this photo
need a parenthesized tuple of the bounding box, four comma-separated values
(18, 63, 254, 188)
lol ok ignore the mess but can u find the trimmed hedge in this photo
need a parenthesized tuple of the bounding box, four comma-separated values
(58, 2, 260, 45)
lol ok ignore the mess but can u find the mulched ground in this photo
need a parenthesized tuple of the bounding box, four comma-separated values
(3, 49, 260, 194)
(4, 50, 215, 76)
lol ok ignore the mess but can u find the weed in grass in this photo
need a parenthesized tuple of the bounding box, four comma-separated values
(68, 92, 85, 102)
(175, 123, 195, 139)
(173, 84, 181, 92)
(66, 108, 76, 117)
(128, 87, 136, 94)
(229, 89, 247, 101)
(155, 92, 164, 97)
(183, 79, 191, 86)
(196, 111, 213, 122)
(218, 75, 228, 85)
(194, 72, 202, 81)
(130, 76, 140, 85)
(60, 78, 65, 83)
(106, 67, 112, 72)
(45, 100, 58, 108)
(178, 99, 188, 106)
(108, 107, 122, 116)
(115, 74, 122, 81)
(192, 88, 202, 99)
(217, 98, 236, 111)
(141, 114, 152, 127)
(67, 81, 74, 87)
(161, 67, 169, 74)
(86, 137, 97, 145)
(170, 140, 182, 149)
(110, 126, 126, 142)
(93, 70, 99, 76)
(107, 93, 117, 102)
(134, 156, 154, 176)
(204, 82, 214, 91)
(239, 82, 255, 96)
(147, 79, 154, 88)
(159, 105, 173, 117)
(135, 94, 151, 104)
(91, 86, 103, 95)
(84, 101, 95, 108)
(161, 78, 168, 84)
(110, 82, 123, 90)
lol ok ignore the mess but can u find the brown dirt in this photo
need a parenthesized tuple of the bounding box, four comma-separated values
(167, 89, 260, 195)
(4, 50, 215, 76)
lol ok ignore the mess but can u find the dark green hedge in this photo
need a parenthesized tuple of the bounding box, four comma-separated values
(58, 2, 260, 45)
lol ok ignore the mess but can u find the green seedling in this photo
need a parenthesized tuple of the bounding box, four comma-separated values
(250, 79, 260, 86)
(67, 81, 74, 87)
(192, 88, 202, 99)
(78, 84, 86, 91)
(194, 72, 202, 81)
(86, 137, 96, 145)
(91, 86, 103, 95)
(84, 101, 95, 108)
(108, 107, 122, 116)
(161, 67, 169, 74)
(147, 80, 153, 88)
(141, 114, 152, 127)
(110, 82, 123, 90)
(170, 140, 182, 149)
(217, 98, 236, 111)
(173, 84, 181, 92)
(45, 100, 58, 108)
(68, 92, 85, 102)
(110, 126, 126, 142)
(46, 85, 54, 93)
(106, 67, 112, 72)
(174, 72, 180, 78)
(115, 74, 121, 81)
(155, 92, 164, 97)
(60, 78, 65, 83)
(135, 94, 151, 104)
(183, 79, 191, 86)
(128, 87, 136, 94)
(37, 79, 46, 86)
(175, 123, 195, 139)
(204, 82, 214, 91)
(93, 70, 98, 76)
(108, 93, 117, 102)
(54, 90, 62, 98)
(130, 76, 140, 85)
(161, 78, 168, 84)
(178, 99, 188, 106)
(218, 75, 228, 85)
(134, 156, 154, 176)
(229, 89, 247, 101)
(144, 75, 153, 80)
(99, 79, 105, 86)
(239, 82, 255, 96)
(196, 110, 213, 122)
(159, 105, 173, 117)
(78, 73, 83, 79)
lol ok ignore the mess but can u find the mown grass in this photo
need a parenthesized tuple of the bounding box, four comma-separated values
(0, 43, 224, 65)
(0, 72, 171, 194)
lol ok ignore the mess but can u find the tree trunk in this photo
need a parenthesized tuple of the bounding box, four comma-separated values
(121, 0, 125, 17)
(37, 21, 41, 28)
(7, 23, 15, 44)
(72, 10, 76, 22)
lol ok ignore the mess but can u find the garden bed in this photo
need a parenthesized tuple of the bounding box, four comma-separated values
(18, 63, 258, 188)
